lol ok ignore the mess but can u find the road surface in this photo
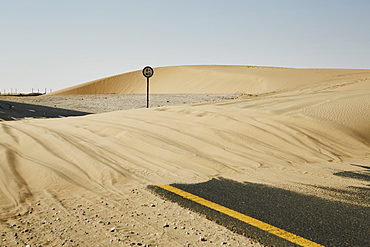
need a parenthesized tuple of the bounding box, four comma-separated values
(0, 100, 91, 121)
(151, 178, 370, 247)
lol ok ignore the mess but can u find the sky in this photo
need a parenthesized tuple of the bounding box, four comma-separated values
(1, 0, 370, 93)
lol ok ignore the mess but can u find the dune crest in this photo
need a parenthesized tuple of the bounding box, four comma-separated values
(48, 65, 370, 95)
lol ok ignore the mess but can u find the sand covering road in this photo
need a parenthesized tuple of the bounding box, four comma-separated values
(1, 65, 370, 246)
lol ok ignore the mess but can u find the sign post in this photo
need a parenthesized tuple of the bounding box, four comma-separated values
(142, 66, 154, 108)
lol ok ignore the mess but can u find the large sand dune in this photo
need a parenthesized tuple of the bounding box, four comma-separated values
(1, 66, 370, 246)
(49, 65, 370, 95)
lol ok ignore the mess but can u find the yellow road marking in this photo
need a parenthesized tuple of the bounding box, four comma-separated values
(157, 184, 324, 247)
(0, 118, 5, 121)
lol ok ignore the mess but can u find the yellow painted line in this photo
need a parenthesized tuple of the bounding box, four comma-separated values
(0, 118, 5, 121)
(157, 184, 324, 247)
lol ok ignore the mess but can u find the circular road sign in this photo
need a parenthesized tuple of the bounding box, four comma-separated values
(143, 66, 154, 78)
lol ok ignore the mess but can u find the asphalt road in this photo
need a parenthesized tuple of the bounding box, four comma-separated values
(0, 99, 91, 121)
(150, 178, 370, 247)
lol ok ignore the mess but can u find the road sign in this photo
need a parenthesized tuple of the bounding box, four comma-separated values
(143, 66, 154, 78)
(143, 66, 154, 108)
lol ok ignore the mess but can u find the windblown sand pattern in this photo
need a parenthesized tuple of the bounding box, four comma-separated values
(1, 65, 369, 246)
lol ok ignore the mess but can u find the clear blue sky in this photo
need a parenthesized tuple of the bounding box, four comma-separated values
(1, 0, 369, 93)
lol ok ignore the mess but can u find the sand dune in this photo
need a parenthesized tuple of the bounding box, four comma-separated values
(1, 66, 370, 245)
(48, 65, 370, 95)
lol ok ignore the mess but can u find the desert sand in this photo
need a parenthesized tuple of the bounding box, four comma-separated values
(1, 65, 369, 246)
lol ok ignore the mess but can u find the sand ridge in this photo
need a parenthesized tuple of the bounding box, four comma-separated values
(1, 65, 370, 246)
(47, 65, 370, 95)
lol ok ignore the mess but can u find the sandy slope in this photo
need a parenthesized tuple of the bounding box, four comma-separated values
(48, 65, 370, 95)
(1, 66, 370, 246)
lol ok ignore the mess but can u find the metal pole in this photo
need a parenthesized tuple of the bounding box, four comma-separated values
(146, 77, 149, 108)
